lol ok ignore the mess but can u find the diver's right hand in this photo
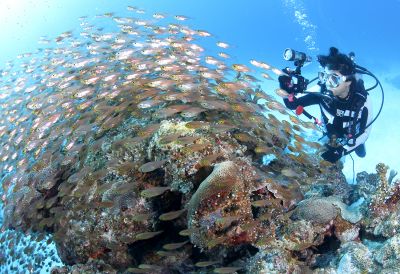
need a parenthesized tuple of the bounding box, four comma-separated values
(278, 74, 293, 93)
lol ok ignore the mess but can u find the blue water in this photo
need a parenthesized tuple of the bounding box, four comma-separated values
(1, 0, 399, 272)
(1, 0, 399, 69)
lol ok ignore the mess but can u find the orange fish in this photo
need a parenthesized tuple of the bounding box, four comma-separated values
(232, 64, 250, 72)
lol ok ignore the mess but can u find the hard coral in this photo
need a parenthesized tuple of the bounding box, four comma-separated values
(292, 196, 362, 225)
(187, 160, 255, 250)
(291, 198, 339, 225)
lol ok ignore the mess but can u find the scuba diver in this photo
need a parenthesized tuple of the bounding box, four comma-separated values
(278, 47, 375, 163)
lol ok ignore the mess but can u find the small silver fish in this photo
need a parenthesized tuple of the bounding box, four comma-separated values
(140, 186, 171, 198)
(281, 168, 298, 178)
(180, 107, 205, 118)
(135, 230, 163, 240)
(139, 160, 167, 173)
(137, 99, 163, 109)
(216, 42, 229, 49)
(162, 240, 189, 250)
(195, 261, 220, 267)
(159, 208, 186, 221)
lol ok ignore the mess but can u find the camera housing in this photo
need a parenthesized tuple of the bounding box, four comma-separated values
(280, 48, 311, 94)
(279, 68, 309, 95)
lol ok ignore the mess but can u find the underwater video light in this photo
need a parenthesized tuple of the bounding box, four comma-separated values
(283, 48, 312, 63)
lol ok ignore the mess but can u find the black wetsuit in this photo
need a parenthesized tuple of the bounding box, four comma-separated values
(283, 79, 372, 156)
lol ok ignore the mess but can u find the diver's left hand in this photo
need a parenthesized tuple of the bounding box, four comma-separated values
(321, 145, 344, 163)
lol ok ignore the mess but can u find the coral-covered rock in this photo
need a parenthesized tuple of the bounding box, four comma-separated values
(374, 234, 400, 269)
(312, 268, 338, 274)
(245, 248, 306, 274)
(373, 210, 400, 237)
(288, 196, 361, 247)
(334, 216, 360, 243)
(300, 162, 351, 200)
(55, 198, 153, 268)
(50, 258, 117, 274)
(280, 219, 326, 251)
(187, 160, 256, 250)
(336, 242, 375, 273)
(355, 171, 380, 199)
(147, 120, 248, 194)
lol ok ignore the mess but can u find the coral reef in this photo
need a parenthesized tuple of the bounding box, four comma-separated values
(374, 234, 400, 269)
(0, 4, 400, 274)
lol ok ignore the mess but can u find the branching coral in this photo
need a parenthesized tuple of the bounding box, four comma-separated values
(368, 163, 400, 218)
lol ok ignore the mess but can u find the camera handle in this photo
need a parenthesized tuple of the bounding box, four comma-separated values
(283, 67, 309, 95)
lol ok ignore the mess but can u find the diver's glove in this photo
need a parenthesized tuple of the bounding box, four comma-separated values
(278, 69, 293, 93)
(321, 145, 344, 163)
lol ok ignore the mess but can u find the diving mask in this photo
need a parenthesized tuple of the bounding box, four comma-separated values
(318, 71, 348, 88)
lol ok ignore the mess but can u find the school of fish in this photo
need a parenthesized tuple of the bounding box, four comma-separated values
(0, 5, 337, 274)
